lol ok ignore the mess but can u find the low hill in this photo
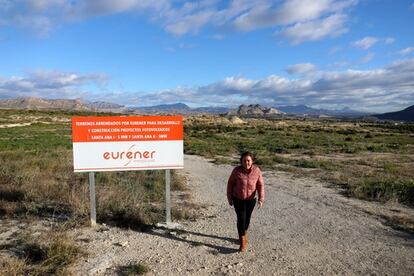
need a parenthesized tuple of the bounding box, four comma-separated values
(0, 97, 94, 111)
(373, 105, 414, 121)
(0, 98, 232, 114)
(276, 104, 368, 117)
(132, 103, 191, 114)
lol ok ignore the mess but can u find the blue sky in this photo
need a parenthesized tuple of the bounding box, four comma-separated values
(1, 0, 414, 112)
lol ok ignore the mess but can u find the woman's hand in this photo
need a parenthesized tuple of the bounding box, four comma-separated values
(258, 201, 263, 208)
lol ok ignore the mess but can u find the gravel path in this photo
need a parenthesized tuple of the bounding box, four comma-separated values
(71, 155, 414, 275)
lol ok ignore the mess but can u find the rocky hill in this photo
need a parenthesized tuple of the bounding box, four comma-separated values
(88, 101, 124, 110)
(0, 97, 94, 111)
(226, 104, 284, 117)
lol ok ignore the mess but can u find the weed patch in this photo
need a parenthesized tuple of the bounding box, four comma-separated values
(117, 262, 150, 275)
(0, 231, 83, 275)
(185, 116, 414, 206)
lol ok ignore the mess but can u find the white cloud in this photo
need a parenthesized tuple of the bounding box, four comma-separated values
(121, 58, 414, 112)
(165, 10, 215, 36)
(232, 0, 357, 32)
(3, 59, 414, 112)
(352, 36, 378, 50)
(233, 0, 332, 31)
(0, 70, 107, 99)
(329, 46, 344, 55)
(24, 0, 67, 12)
(1, 0, 358, 43)
(286, 63, 317, 74)
(360, 52, 375, 63)
(398, 47, 414, 56)
(280, 13, 348, 45)
(384, 37, 395, 44)
(0, 0, 170, 37)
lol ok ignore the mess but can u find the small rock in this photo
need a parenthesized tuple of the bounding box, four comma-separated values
(32, 232, 41, 237)
(227, 265, 233, 269)
(114, 241, 128, 247)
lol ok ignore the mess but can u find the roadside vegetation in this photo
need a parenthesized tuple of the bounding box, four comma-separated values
(1, 109, 413, 272)
(0, 109, 194, 274)
(184, 115, 414, 207)
(0, 229, 83, 275)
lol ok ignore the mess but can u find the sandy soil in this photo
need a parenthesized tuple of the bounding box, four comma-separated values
(68, 154, 414, 275)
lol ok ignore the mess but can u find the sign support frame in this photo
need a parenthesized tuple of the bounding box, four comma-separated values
(89, 172, 97, 227)
(165, 169, 172, 224)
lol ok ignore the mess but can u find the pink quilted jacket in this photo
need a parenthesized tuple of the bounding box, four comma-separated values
(227, 165, 265, 203)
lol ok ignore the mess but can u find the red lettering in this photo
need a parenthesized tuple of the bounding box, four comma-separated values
(126, 152, 133, 159)
(102, 145, 156, 166)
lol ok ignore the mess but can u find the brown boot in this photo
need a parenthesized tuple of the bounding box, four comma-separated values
(239, 234, 247, 252)
(238, 234, 243, 250)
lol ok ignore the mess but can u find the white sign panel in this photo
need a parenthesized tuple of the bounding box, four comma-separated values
(72, 116, 184, 172)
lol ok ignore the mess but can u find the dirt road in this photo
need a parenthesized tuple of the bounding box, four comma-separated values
(71, 155, 414, 275)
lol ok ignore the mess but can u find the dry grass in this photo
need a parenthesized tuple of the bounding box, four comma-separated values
(185, 115, 414, 207)
(0, 258, 27, 276)
(0, 109, 196, 273)
(0, 230, 83, 276)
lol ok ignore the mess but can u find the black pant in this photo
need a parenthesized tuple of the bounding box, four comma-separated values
(232, 197, 256, 236)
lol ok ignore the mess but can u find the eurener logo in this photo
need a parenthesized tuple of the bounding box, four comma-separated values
(103, 144, 156, 166)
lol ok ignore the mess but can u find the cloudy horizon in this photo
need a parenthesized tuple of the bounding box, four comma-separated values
(1, 0, 413, 113)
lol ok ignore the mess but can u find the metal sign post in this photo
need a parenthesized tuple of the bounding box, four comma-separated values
(89, 172, 97, 227)
(165, 169, 172, 224)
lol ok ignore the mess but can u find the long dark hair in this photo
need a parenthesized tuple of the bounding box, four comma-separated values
(240, 151, 254, 164)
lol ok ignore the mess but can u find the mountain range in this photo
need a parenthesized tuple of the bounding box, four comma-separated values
(0, 97, 412, 121)
(275, 105, 369, 117)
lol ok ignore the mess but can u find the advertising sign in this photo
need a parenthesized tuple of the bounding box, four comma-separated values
(72, 116, 183, 172)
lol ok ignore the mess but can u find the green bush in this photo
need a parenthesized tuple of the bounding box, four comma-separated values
(354, 178, 414, 205)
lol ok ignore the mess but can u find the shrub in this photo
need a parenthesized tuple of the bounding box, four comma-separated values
(293, 159, 321, 168)
(0, 232, 83, 275)
(353, 178, 414, 205)
(117, 263, 150, 275)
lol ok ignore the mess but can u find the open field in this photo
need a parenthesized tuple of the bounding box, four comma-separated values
(185, 116, 414, 208)
(0, 109, 413, 274)
(0, 109, 195, 274)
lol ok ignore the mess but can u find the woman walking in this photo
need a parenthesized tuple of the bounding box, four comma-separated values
(227, 152, 265, 252)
